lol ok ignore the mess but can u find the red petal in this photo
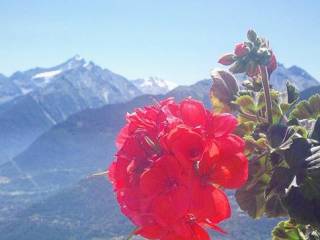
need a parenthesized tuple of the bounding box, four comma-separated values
(116, 125, 129, 149)
(151, 187, 190, 226)
(163, 125, 205, 165)
(192, 184, 230, 223)
(135, 225, 164, 239)
(180, 98, 207, 127)
(112, 156, 131, 189)
(208, 114, 237, 137)
(211, 153, 248, 189)
(140, 164, 164, 196)
(205, 220, 227, 234)
(191, 223, 210, 240)
(208, 187, 231, 223)
(162, 233, 185, 240)
(108, 161, 116, 184)
(215, 134, 245, 156)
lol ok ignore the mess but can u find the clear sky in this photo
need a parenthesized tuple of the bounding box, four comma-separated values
(1, 0, 320, 85)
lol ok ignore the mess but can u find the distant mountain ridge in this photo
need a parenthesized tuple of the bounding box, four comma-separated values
(300, 85, 320, 100)
(0, 56, 177, 105)
(0, 56, 180, 162)
(0, 56, 143, 162)
(270, 63, 319, 91)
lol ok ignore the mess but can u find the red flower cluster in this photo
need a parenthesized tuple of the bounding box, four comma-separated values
(108, 98, 248, 240)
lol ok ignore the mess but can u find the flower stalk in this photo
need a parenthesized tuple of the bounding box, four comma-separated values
(259, 65, 273, 124)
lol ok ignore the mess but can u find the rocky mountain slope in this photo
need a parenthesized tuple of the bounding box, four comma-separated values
(0, 56, 142, 162)
(270, 63, 319, 91)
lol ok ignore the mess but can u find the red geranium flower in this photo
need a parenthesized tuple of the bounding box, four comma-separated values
(108, 97, 248, 240)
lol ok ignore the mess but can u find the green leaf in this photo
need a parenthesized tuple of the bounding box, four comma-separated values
(265, 194, 288, 218)
(309, 95, 320, 115)
(283, 187, 320, 227)
(236, 121, 256, 136)
(281, 103, 291, 114)
(235, 95, 256, 114)
(267, 125, 290, 148)
(311, 118, 320, 142)
(235, 156, 271, 219)
(235, 181, 267, 219)
(306, 146, 320, 174)
(272, 220, 307, 240)
(265, 167, 294, 198)
(290, 94, 320, 120)
(286, 81, 300, 104)
(284, 138, 312, 170)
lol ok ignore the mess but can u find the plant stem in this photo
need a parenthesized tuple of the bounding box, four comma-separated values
(259, 65, 273, 124)
(239, 110, 268, 123)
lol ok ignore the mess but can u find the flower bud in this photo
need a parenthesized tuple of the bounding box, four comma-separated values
(267, 52, 277, 75)
(210, 70, 239, 103)
(229, 61, 246, 74)
(218, 53, 236, 65)
(234, 43, 250, 57)
(247, 29, 257, 42)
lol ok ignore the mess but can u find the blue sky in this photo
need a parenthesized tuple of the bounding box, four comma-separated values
(1, 0, 320, 85)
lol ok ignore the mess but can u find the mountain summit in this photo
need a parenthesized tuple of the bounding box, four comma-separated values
(270, 63, 319, 91)
(132, 76, 177, 94)
(0, 56, 176, 105)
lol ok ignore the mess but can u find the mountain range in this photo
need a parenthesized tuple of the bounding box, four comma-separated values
(270, 63, 319, 91)
(0, 56, 174, 163)
(0, 57, 319, 239)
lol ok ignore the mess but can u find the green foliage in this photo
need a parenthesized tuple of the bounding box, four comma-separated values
(236, 95, 257, 114)
(290, 94, 320, 120)
(286, 82, 300, 104)
(215, 30, 320, 239)
(311, 118, 320, 142)
(272, 220, 307, 240)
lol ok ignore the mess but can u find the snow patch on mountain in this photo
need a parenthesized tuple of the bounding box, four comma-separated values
(132, 77, 177, 95)
(32, 70, 62, 79)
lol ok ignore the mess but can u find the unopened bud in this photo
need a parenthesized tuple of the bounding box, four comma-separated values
(210, 69, 239, 103)
(218, 53, 236, 65)
(247, 29, 257, 43)
(267, 53, 277, 75)
(234, 43, 250, 57)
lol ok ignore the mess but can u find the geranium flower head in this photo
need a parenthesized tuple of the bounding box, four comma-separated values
(108, 97, 248, 240)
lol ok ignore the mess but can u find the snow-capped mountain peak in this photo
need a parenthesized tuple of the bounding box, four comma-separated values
(132, 76, 177, 95)
(61, 54, 86, 70)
